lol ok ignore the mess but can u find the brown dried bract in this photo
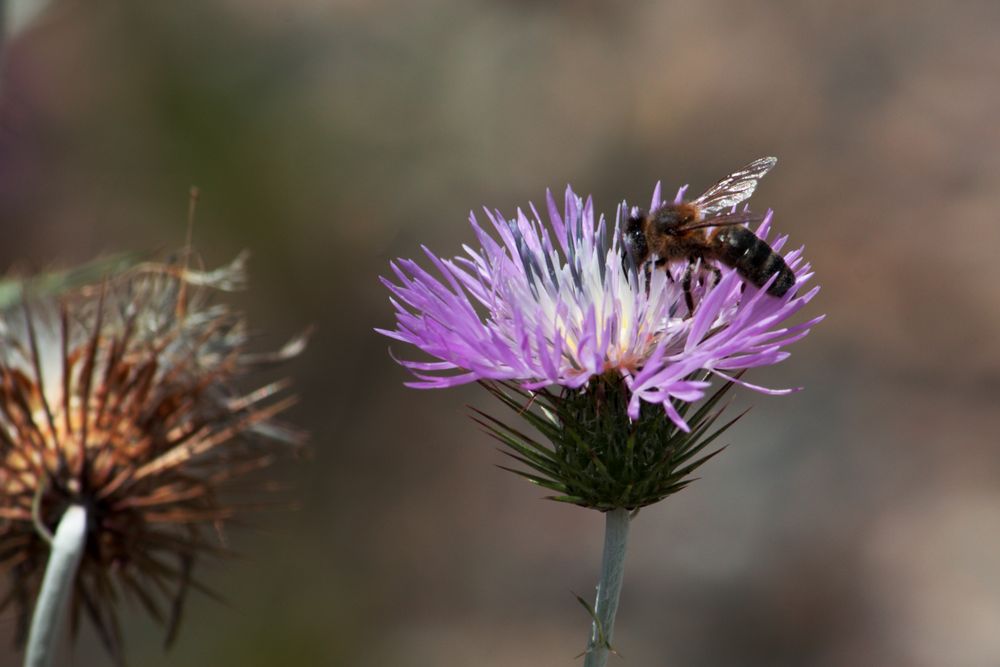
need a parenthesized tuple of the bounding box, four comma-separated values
(0, 254, 305, 662)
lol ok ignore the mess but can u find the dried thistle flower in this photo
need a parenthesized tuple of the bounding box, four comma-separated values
(0, 253, 304, 662)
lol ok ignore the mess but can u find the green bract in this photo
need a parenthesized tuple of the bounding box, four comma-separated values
(474, 374, 745, 511)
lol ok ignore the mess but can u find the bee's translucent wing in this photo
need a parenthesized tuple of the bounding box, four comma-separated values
(693, 157, 777, 216)
(675, 211, 766, 233)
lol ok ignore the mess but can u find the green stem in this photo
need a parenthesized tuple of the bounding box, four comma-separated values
(583, 508, 631, 667)
(24, 504, 87, 667)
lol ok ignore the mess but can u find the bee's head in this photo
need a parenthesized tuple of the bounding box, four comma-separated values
(621, 207, 649, 272)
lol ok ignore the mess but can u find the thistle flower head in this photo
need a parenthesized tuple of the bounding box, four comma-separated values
(0, 254, 304, 658)
(379, 177, 821, 431)
(380, 170, 822, 509)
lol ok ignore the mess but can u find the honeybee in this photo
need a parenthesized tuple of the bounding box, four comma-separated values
(622, 156, 795, 312)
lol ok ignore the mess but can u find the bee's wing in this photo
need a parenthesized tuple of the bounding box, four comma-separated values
(675, 211, 767, 233)
(693, 157, 777, 216)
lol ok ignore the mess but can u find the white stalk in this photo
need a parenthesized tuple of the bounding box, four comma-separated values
(24, 504, 87, 667)
(583, 508, 631, 667)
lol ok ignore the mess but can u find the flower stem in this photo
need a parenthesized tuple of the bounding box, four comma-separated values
(24, 504, 87, 667)
(583, 508, 631, 667)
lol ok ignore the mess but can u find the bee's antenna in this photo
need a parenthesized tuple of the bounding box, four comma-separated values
(176, 186, 199, 319)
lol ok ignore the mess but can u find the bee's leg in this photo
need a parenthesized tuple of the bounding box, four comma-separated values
(650, 258, 672, 284)
(709, 264, 722, 289)
(681, 261, 696, 314)
(642, 261, 653, 285)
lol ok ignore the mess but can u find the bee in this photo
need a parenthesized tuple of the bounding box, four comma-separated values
(622, 156, 795, 312)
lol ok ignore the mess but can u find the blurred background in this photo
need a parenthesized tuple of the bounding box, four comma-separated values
(1, 0, 998, 665)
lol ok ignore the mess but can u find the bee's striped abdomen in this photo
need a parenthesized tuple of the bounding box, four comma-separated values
(712, 226, 795, 297)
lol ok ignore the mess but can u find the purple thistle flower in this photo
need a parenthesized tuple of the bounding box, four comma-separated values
(379, 176, 821, 432)
(380, 164, 823, 666)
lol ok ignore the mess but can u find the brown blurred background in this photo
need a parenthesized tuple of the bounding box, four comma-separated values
(1, 0, 999, 665)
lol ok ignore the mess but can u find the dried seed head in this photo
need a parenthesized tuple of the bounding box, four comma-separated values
(0, 253, 305, 659)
